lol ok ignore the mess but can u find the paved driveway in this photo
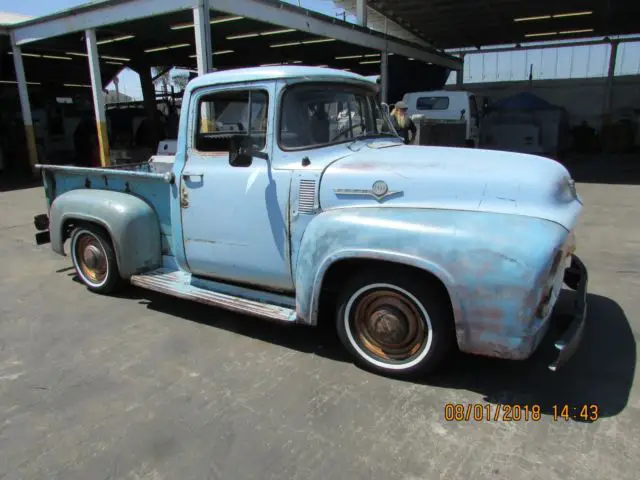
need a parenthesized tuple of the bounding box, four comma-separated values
(0, 172, 638, 480)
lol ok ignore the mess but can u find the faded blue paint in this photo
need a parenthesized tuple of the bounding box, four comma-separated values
(48, 189, 162, 278)
(42, 165, 175, 259)
(294, 207, 571, 358)
(37, 67, 587, 363)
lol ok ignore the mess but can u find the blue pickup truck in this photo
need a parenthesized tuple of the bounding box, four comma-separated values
(33, 66, 587, 377)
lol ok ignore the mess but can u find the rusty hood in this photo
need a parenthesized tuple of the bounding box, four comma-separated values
(318, 143, 583, 231)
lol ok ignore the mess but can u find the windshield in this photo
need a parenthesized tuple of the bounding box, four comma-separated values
(279, 83, 397, 150)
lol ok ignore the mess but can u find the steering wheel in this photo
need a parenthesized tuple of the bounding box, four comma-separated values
(330, 123, 366, 142)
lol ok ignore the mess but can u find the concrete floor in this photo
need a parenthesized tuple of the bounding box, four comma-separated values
(0, 170, 638, 480)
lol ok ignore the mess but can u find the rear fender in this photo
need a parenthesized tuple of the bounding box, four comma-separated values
(49, 189, 162, 278)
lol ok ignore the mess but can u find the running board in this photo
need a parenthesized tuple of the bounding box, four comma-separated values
(130, 269, 297, 323)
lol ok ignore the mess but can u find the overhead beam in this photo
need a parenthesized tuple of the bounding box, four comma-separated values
(12, 0, 198, 44)
(212, 0, 461, 69)
(447, 36, 640, 55)
(86, 28, 110, 167)
(10, 34, 39, 174)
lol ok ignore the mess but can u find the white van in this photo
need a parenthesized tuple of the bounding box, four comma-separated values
(401, 90, 480, 147)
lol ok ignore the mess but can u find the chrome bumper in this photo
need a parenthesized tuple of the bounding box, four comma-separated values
(548, 254, 588, 372)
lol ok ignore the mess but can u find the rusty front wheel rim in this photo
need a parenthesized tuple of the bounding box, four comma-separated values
(344, 283, 433, 369)
(73, 231, 109, 287)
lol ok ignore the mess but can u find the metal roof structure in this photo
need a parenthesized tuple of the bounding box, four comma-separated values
(0, 0, 460, 91)
(337, 0, 640, 49)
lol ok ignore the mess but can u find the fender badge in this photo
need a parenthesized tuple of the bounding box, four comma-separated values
(334, 180, 402, 202)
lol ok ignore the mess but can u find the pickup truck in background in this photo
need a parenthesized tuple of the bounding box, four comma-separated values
(401, 90, 481, 147)
(33, 66, 587, 378)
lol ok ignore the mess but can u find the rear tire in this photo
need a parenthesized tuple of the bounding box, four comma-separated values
(335, 269, 454, 378)
(69, 224, 125, 294)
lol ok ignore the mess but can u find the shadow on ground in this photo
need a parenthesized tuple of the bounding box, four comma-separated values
(425, 291, 636, 421)
(565, 154, 640, 185)
(0, 174, 40, 193)
(99, 277, 635, 421)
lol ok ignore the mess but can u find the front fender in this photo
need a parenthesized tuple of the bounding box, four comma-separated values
(294, 207, 570, 355)
(49, 189, 162, 278)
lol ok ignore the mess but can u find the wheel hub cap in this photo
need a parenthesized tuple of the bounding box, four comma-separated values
(76, 234, 107, 284)
(353, 289, 426, 361)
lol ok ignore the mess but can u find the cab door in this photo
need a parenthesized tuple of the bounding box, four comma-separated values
(179, 82, 294, 292)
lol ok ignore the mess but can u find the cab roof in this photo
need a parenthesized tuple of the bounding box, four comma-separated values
(186, 66, 378, 93)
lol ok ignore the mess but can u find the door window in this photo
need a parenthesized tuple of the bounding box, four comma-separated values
(195, 90, 268, 153)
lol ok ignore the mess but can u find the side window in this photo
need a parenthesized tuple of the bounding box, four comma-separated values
(195, 90, 268, 153)
(416, 96, 450, 111)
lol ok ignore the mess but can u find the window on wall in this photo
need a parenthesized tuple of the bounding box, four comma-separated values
(195, 90, 268, 152)
(416, 96, 450, 110)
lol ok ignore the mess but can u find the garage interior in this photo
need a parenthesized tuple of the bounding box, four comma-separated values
(1, 0, 639, 183)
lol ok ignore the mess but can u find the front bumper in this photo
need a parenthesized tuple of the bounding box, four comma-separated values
(548, 254, 588, 372)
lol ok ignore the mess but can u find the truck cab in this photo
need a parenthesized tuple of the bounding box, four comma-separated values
(34, 66, 587, 378)
(401, 90, 480, 147)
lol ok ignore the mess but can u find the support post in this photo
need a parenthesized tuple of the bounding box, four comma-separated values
(193, 0, 212, 76)
(380, 51, 389, 104)
(356, 0, 368, 28)
(10, 34, 38, 175)
(85, 28, 110, 167)
(456, 53, 465, 86)
(603, 40, 618, 121)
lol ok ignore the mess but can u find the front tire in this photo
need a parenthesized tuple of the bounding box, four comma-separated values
(336, 270, 454, 377)
(69, 224, 125, 294)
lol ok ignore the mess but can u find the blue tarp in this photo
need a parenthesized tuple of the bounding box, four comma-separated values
(492, 92, 560, 111)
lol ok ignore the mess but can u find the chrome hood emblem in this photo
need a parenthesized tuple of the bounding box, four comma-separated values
(334, 180, 402, 202)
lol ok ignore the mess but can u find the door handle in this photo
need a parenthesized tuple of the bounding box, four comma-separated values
(182, 171, 204, 179)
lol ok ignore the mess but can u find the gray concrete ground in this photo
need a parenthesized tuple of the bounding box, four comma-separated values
(0, 162, 639, 480)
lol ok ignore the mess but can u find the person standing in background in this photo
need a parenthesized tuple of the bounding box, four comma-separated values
(390, 101, 417, 145)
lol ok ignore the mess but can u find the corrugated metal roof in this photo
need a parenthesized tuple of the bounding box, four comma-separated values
(334, 0, 432, 48)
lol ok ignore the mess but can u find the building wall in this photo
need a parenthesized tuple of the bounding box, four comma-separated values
(446, 75, 640, 133)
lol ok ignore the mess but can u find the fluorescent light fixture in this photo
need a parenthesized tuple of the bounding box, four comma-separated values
(270, 41, 301, 48)
(559, 28, 594, 35)
(106, 61, 124, 65)
(291, 60, 302, 64)
(226, 33, 259, 40)
(101, 55, 130, 61)
(0, 79, 41, 85)
(302, 38, 336, 44)
(316, 64, 329, 67)
(514, 10, 593, 22)
(210, 16, 243, 24)
(514, 15, 551, 22)
(66, 51, 88, 57)
(335, 54, 362, 59)
(261, 28, 296, 36)
(343, 68, 351, 71)
(96, 34, 134, 45)
(170, 22, 193, 30)
(213, 50, 234, 55)
(360, 59, 381, 64)
(260, 63, 282, 66)
(524, 31, 558, 38)
(554, 11, 593, 18)
(8, 51, 71, 60)
(144, 43, 190, 53)
(64, 83, 91, 88)
(364, 53, 380, 57)
(408, 58, 414, 61)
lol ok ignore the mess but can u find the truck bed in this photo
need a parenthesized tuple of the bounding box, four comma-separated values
(38, 161, 176, 256)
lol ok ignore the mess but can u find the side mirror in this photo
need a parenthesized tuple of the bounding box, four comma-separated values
(460, 108, 466, 120)
(381, 102, 390, 116)
(229, 135, 269, 168)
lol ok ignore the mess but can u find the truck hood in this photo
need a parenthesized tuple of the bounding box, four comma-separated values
(318, 144, 582, 231)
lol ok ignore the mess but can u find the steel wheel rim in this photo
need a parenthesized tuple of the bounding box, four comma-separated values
(346, 284, 432, 367)
(74, 232, 108, 286)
